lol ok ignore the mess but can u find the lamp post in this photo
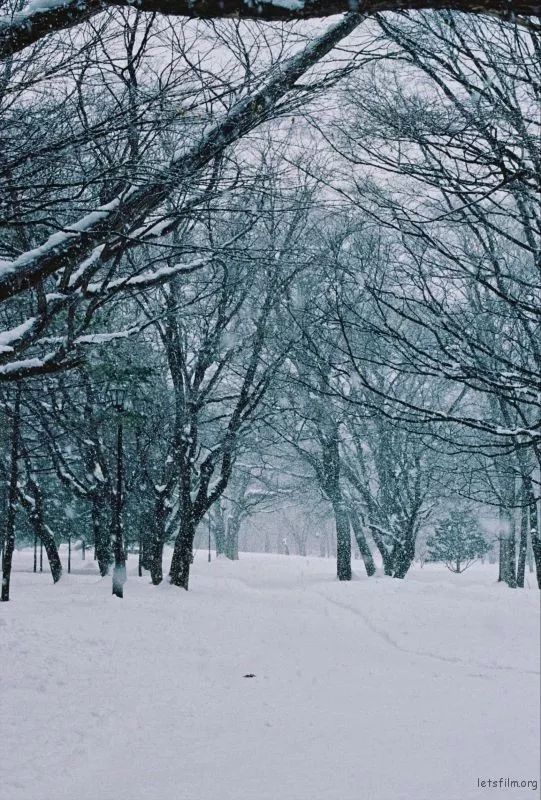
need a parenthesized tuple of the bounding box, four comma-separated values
(109, 385, 129, 599)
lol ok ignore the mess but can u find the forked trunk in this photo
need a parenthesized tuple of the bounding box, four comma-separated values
(30, 522, 62, 583)
(368, 525, 393, 575)
(392, 541, 416, 579)
(22, 481, 63, 583)
(348, 507, 376, 577)
(389, 521, 416, 579)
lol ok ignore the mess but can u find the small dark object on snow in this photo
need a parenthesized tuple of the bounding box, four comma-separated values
(243, 673, 256, 678)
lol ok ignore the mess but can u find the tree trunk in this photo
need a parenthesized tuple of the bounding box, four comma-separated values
(225, 515, 241, 561)
(527, 539, 534, 573)
(347, 506, 376, 577)
(321, 424, 351, 581)
(148, 538, 163, 584)
(524, 479, 541, 589)
(516, 490, 528, 588)
(92, 493, 111, 576)
(1, 388, 20, 602)
(140, 523, 152, 570)
(504, 506, 517, 589)
(521, 474, 540, 588)
(213, 504, 226, 557)
(138, 505, 155, 571)
(170, 514, 195, 590)
(21, 476, 62, 583)
(391, 540, 416, 579)
(111, 419, 126, 598)
(531, 535, 541, 589)
(367, 525, 393, 575)
(297, 538, 307, 557)
(149, 493, 168, 585)
(333, 499, 352, 581)
(498, 536, 507, 583)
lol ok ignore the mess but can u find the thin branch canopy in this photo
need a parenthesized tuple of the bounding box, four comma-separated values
(0, 11, 362, 307)
(0, 0, 539, 59)
(0, 12, 363, 380)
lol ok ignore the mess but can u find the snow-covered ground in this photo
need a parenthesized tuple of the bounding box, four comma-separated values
(1, 549, 539, 800)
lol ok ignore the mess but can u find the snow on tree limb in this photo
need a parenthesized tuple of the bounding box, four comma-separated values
(0, 12, 362, 304)
(0, 0, 539, 60)
(0, 352, 82, 379)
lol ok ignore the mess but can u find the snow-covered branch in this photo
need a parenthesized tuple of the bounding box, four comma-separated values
(0, 12, 362, 303)
(0, 0, 539, 60)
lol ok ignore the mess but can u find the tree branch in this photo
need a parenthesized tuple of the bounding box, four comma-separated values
(0, 0, 539, 61)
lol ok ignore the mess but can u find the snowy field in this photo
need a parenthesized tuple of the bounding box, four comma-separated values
(1, 549, 539, 800)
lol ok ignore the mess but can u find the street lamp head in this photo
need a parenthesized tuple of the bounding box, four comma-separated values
(108, 383, 129, 412)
